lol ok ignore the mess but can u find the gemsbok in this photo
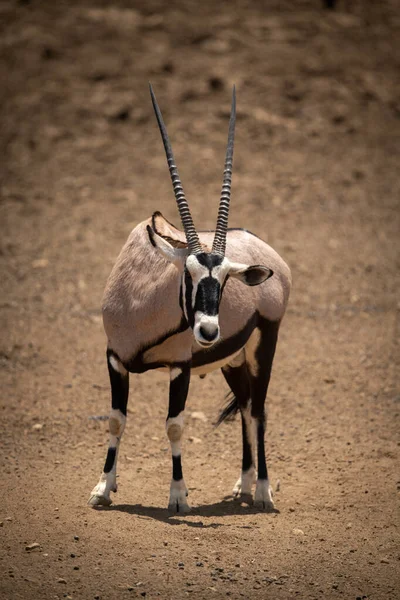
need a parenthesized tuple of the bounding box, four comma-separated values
(88, 85, 291, 513)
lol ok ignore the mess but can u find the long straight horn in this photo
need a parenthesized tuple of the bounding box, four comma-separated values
(149, 84, 202, 255)
(212, 86, 236, 256)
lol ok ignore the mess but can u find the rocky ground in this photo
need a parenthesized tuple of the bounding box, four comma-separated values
(1, 1, 399, 599)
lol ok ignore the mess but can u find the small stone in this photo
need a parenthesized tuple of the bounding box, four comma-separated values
(380, 558, 390, 564)
(26, 543, 41, 551)
(190, 411, 207, 422)
(292, 528, 305, 535)
(70, 553, 75, 558)
(32, 423, 44, 431)
(73, 535, 79, 541)
(196, 562, 204, 567)
(57, 578, 67, 584)
(5, 517, 13, 521)
(0, 522, 3, 527)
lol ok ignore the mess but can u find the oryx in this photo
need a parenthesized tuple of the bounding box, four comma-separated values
(88, 85, 291, 513)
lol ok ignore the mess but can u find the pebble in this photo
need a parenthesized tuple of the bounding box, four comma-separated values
(26, 543, 41, 551)
(190, 411, 207, 422)
(380, 558, 390, 564)
(57, 578, 67, 584)
(32, 423, 44, 431)
(74, 535, 79, 541)
(292, 528, 305, 535)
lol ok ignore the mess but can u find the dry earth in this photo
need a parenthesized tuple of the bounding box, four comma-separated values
(1, 1, 399, 599)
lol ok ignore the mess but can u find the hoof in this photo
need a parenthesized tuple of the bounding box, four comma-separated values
(168, 500, 191, 514)
(168, 480, 190, 514)
(254, 480, 275, 512)
(232, 468, 256, 498)
(234, 492, 254, 506)
(253, 499, 275, 512)
(88, 494, 112, 507)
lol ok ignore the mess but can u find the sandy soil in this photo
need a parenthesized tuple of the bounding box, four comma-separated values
(1, 1, 399, 599)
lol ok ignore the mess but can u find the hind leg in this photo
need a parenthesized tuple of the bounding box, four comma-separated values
(221, 357, 256, 502)
(88, 350, 129, 507)
(246, 320, 280, 511)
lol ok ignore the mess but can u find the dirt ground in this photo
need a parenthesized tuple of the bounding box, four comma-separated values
(1, 1, 399, 599)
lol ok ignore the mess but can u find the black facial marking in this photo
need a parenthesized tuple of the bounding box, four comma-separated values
(172, 455, 183, 481)
(196, 252, 224, 269)
(104, 447, 116, 473)
(184, 267, 195, 327)
(194, 276, 221, 316)
(107, 350, 129, 416)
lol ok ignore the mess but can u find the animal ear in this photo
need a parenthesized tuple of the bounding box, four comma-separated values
(228, 262, 273, 286)
(147, 225, 188, 267)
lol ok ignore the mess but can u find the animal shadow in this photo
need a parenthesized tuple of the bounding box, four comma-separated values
(96, 496, 279, 527)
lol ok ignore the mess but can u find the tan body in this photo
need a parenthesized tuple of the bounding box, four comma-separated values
(103, 215, 291, 371)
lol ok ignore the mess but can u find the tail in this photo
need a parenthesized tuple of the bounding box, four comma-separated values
(216, 391, 239, 426)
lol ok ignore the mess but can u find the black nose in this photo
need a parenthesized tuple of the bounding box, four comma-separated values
(199, 326, 219, 342)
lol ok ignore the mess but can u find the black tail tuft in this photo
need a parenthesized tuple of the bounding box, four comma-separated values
(216, 391, 239, 426)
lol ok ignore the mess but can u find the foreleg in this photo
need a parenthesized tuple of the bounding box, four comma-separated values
(88, 350, 129, 507)
(166, 365, 191, 513)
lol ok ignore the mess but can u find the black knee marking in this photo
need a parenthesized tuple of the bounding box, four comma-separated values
(107, 350, 129, 416)
(172, 455, 183, 481)
(104, 447, 116, 473)
(167, 365, 190, 419)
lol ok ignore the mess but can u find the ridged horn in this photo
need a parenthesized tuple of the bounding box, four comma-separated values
(212, 85, 236, 256)
(149, 83, 202, 255)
